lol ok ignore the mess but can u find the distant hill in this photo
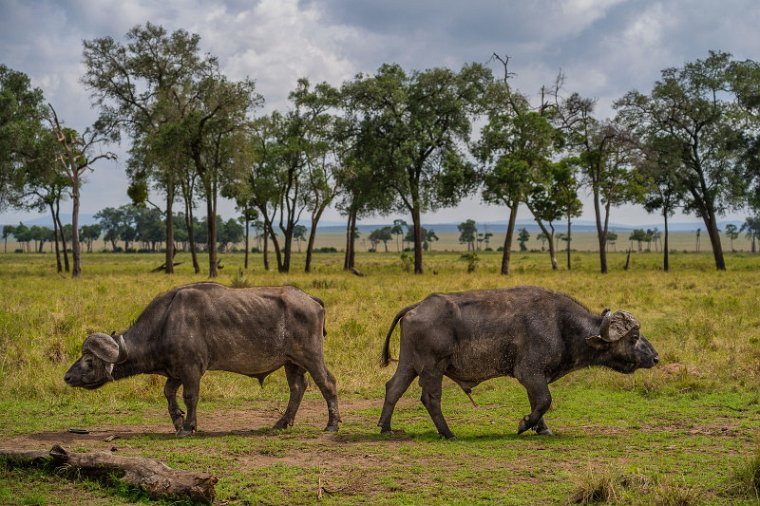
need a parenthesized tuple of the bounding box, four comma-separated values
(315, 219, 741, 235)
(1, 214, 742, 234)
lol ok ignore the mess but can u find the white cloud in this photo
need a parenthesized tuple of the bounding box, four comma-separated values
(1, 0, 759, 226)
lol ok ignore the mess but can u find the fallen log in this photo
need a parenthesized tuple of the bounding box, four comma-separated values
(150, 261, 183, 273)
(0, 444, 217, 504)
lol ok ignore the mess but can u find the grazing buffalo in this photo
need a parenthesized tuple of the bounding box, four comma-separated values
(65, 282, 340, 435)
(378, 286, 658, 439)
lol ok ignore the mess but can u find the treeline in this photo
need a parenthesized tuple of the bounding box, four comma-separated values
(2, 23, 759, 277)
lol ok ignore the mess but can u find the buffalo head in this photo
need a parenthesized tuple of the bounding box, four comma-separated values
(64, 332, 126, 389)
(586, 309, 659, 373)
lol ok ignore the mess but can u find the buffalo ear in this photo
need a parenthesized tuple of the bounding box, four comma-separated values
(82, 332, 120, 363)
(585, 334, 611, 350)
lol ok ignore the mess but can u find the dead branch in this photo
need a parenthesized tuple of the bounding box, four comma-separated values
(0, 445, 217, 504)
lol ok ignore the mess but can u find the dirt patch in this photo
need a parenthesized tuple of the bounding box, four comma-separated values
(0, 399, 397, 453)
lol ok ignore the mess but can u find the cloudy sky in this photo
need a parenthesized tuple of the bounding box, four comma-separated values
(1, 0, 758, 227)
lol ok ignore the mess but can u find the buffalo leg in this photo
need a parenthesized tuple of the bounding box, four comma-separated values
(164, 378, 185, 432)
(302, 360, 340, 432)
(419, 370, 455, 440)
(534, 417, 553, 436)
(178, 373, 202, 437)
(273, 363, 306, 430)
(515, 374, 552, 435)
(378, 362, 417, 433)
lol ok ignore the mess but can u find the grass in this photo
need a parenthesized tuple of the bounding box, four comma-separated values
(0, 249, 759, 504)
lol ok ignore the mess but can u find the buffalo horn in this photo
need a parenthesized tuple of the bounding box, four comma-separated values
(599, 309, 613, 341)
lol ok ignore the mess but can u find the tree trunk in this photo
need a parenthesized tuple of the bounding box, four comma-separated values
(244, 213, 250, 270)
(184, 200, 200, 274)
(411, 205, 423, 274)
(702, 210, 726, 270)
(207, 194, 218, 278)
(71, 177, 82, 278)
(566, 214, 572, 271)
(592, 189, 608, 274)
(534, 219, 557, 270)
(343, 208, 356, 271)
(263, 221, 270, 271)
(164, 180, 175, 275)
(500, 202, 518, 275)
(663, 211, 670, 272)
(49, 202, 62, 273)
(305, 223, 317, 273)
(55, 198, 69, 272)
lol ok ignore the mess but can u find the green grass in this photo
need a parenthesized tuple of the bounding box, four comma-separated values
(0, 250, 759, 504)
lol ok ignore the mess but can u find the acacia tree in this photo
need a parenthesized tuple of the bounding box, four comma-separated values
(289, 79, 341, 273)
(556, 92, 635, 273)
(342, 63, 490, 273)
(186, 72, 262, 277)
(0, 65, 72, 270)
(631, 135, 685, 271)
(616, 51, 751, 271)
(458, 219, 478, 251)
(83, 23, 219, 274)
(49, 106, 116, 277)
(476, 97, 558, 273)
(740, 216, 760, 253)
(526, 159, 582, 270)
(332, 104, 395, 272)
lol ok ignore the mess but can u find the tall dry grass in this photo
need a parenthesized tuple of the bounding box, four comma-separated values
(0, 250, 758, 406)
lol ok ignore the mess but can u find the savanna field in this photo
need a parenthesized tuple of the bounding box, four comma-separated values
(1, 248, 759, 505)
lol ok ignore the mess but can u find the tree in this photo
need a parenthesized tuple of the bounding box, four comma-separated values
(48, 105, 116, 276)
(220, 218, 244, 252)
(526, 159, 582, 270)
(425, 229, 439, 251)
(558, 92, 635, 273)
(13, 222, 31, 252)
(724, 224, 739, 252)
(629, 229, 648, 252)
(83, 23, 214, 275)
(0, 65, 72, 271)
(630, 134, 685, 271)
(293, 224, 308, 253)
(458, 219, 478, 251)
(134, 207, 165, 251)
(2, 224, 14, 253)
(517, 227, 530, 252)
(80, 224, 101, 253)
(740, 216, 760, 253)
(391, 219, 407, 252)
(368, 226, 393, 252)
(616, 51, 752, 271)
(187, 74, 262, 277)
(291, 79, 342, 273)
(342, 63, 490, 274)
(476, 55, 560, 274)
(1, 64, 45, 210)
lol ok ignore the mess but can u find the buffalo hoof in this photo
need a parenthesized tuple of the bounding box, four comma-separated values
(517, 416, 532, 435)
(324, 425, 339, 433)
(441, 434, 457, 441)
(272, 419, 292, 430)
(536, 428, 554, 436)
(175, 428, 193, 437)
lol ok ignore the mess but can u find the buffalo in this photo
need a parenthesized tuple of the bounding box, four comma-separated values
(378, 286, 658, 439)
(65, 282, 340, 435)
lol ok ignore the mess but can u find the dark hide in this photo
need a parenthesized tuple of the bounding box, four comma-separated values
(65, 282, 340, 435)
(378, 286, 658, 439)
